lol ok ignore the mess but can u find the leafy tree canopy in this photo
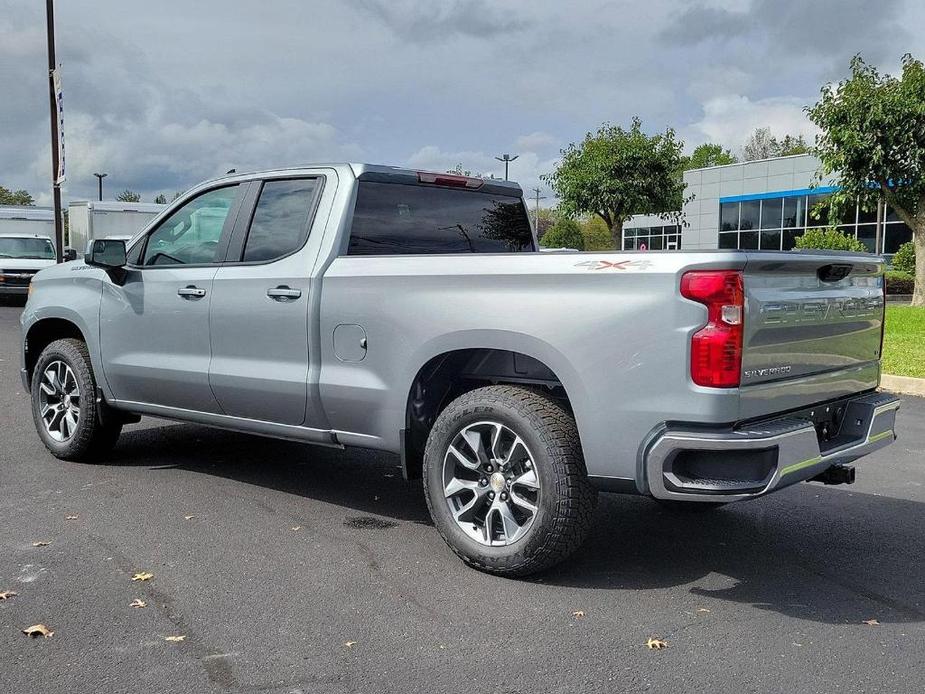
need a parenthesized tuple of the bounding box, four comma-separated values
(116, 189, 141, 202)
(542, 117, 688, 250)
(539, 218, 585, 250)
(0, 186, 35, 206)
(742, 127, 810, 161)
(154, 194, 167, 204)
(808, 53, 925, 305)
(683, 143, 737, 170)
(580, 215, 613, 251)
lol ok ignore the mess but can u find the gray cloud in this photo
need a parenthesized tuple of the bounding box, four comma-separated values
(1, 0, 922, 207)
(348, 0, 532, 41)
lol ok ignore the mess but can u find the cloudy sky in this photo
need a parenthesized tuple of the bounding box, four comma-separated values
(1, 0, 922, 206)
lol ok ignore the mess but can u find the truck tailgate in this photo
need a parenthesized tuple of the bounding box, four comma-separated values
(739, 251, 884, 416)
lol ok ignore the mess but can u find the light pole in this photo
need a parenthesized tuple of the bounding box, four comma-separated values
(93, 172, 107, 201)
(45, 0, 63, 263)
(531, 186, 546, 233)
(495, 153, 519, 181)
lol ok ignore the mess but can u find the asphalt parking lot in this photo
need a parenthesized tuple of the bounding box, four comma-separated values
(1, 302, 924, 694)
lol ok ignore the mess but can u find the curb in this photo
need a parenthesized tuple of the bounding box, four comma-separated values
(881, 374, 925, 398)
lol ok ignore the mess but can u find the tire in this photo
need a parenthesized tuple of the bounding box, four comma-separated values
(30, 338, 122, 462)
(423, 385, 597, 577)
(654, 499, 726, 513)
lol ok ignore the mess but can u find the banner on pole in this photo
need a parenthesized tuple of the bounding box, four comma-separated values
(52, 67, 65, 184)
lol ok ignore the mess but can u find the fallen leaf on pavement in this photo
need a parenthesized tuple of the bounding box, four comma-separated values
(572, 611, 585, 619)
(291, 526, 302, 531)
(697, 608, 711, 613)
(184, 515, 195, 520)
(0, 590, 18, 600)
(65, 515, 78, 521)
(32, 541, 52, 547)
(344, 641, 357, 648)
(164, 635, 186, 642)
(22, 624, 54, 639)
(130, 599, 147, 608)
(863, 619, 880, 626)
(646, 638, 668, 650)
(131, 572, 154, 582)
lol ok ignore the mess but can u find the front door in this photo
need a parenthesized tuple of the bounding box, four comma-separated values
(99, 184, 244, 412)
(209, 176, 323, 424)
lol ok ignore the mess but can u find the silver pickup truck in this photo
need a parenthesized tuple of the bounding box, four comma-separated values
(20, 163, 900, 576)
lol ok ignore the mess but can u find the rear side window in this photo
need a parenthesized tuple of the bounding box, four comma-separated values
(347, 182, 534, 255)
(242, 178, 319, 262)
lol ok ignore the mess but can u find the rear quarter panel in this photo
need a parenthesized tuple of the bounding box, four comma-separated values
(318, 250, 748, 486)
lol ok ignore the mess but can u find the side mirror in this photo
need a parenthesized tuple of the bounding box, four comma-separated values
(63, 247, 78, 262)
(85, 239, 127, 269)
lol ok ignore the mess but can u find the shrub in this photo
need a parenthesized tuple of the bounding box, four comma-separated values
(580, 216, 613, 251)
(794, 227, 868, 253)
(885, 270, 915, 295)
(891, 241, 916, 274)
(540, 219, 585, 250)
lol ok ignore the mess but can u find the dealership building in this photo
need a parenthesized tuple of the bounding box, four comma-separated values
(624, 153, 913, 259)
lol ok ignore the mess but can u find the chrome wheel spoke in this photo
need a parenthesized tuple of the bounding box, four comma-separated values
(512, 468, 539, 490)
(447, 443, 479, 471)
(496, 502, 522, 542)
(509, 490, 537, 514)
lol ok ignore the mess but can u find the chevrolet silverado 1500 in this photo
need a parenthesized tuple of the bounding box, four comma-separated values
(21, 164, 900, 575)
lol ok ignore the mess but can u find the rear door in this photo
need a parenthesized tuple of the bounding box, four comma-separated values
(208, 175, 326, 425)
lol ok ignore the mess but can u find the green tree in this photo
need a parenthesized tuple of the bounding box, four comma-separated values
(794, 227, 868, 253)
(116, 189, 141, 202)
(539, 219, 585, 250)
(777, 134, 810, 156)
(742, 127, 810, 160)
(580, 216, 613, 250)
(683, 143, 737, 170)
(808, 54, 925, 306)
(892, 241, 916, 275)
(534, 207, 559, 240)
(543, 117, 687, 250)
(154, 193, 167, 204)
(0, 186, 35, 205)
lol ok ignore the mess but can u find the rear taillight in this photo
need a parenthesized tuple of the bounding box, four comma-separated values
(680, 270, 744, 388)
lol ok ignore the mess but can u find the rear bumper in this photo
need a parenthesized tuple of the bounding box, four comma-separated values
(644, 391, 900, 503)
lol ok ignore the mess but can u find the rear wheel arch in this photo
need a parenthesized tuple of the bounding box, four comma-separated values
(402, 348, 578, 480)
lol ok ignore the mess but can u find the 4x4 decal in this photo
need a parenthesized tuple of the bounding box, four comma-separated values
(574, 259, 653, 271)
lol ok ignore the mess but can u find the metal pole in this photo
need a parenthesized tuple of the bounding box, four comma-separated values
(94, 172, 107, 201)
(495, 154, 519, 181)
(531, 186, 546, 231)
(45, 0, 63, 263)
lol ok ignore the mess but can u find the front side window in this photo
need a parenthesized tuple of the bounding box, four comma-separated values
(241, 179, 319, 263)
(0, 237, 55, 259)
(139, 186, 238, 266)
(348, 182, 535, 255)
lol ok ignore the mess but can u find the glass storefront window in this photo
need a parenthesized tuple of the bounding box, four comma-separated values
(760, 198, 782, 229)
(719, 232, 738, 249)
(783, 196, 805, 228)
(783, 228, 803, 250)
(720, 202, 739, 231)
(739, 200, 760, 230)
(856, 225, 877, 253)
(739, 231, 759, 249)
(806, 194, 830, 225)
(760, 230, 782, 250)
(883, 223, 912, 254)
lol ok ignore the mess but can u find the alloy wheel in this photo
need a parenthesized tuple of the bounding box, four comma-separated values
(38, 360, 80, 442)
(442, 420, 540, 546)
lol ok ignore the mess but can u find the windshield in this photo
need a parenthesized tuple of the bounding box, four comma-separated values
(0, 237, 56, 259)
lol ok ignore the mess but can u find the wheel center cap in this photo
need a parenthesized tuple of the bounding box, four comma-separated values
(489, 472, 506, 493)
